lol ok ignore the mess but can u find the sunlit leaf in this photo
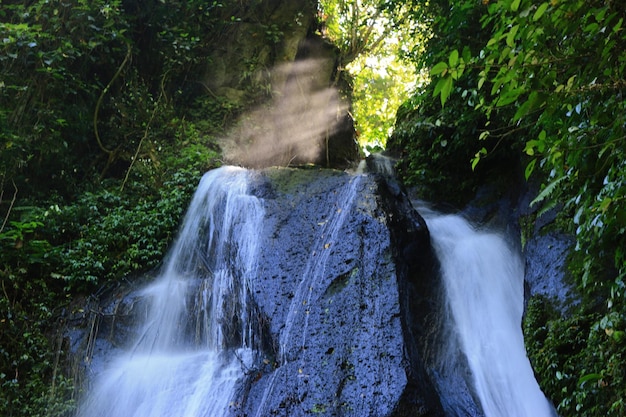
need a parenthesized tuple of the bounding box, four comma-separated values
(431, 61, 449, 76)
(448, 49, 459, 67)
(530, 175, 568, 207)
(533, 3, 549, 21)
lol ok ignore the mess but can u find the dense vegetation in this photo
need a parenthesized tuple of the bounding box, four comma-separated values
(0, 1, 240, 414)
(2, 0, 625, 415)
(318, 0, 424, 150)
(388, 0, 626, 415)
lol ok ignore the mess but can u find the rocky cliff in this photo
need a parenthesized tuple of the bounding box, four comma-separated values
(68, 167, 482, 416)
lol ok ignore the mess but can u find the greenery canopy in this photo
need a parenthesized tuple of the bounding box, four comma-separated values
(318, 0, 426, 150)
(1, 0, 625, 415)
(389, 0, 626, 414)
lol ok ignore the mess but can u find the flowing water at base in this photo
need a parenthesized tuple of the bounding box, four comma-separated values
(77, 166, 263, 417)
(79, 351, 245, 417)
(77, 165, 556, 417)
(423, 211, 556, 417)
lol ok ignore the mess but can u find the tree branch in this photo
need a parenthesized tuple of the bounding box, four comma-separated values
(0, 180, 17, 235)
(120, 88, 164, 192)
(94, 42, 132, 156)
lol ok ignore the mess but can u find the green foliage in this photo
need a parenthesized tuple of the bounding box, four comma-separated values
(349, 52, 416, 149)
(0, 0, 130, 196)
(318, 0, 424, 148)
(390, 88, 494, 205)
(386, 0, 523, 205)
(0, 0, 230, 414)
(392, 0, 626, 413)
(0, 211, 76, 416)
(525, 296, 626, 416)
(0, 0, 231, 198)
(52, 169, 207, 290)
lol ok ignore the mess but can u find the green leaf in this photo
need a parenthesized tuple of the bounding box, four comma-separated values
(530, 175, 568, 207)
(524, 138, 546, 155)
(478, 74, 487, 90)
(506, 25, 519, 47)
(533, 3, 549, 21)
(513, 91, 544, 121)
(448, 49, 459, 67)
(433, 76, 445, 96)
(525, 159, 536, 180)
(462, 46, 472, 63)
(511, 0, 521, 12)
(430, 61, 448, 76)
(538, 129, 547, 141)
(578, 373, 602, 388)
(434, 76, 454, 107)
(519, 6, 532, 18)
(599, 197, 612, 213)
(471, 147, 487, 171)
(496, 86, 524, 107)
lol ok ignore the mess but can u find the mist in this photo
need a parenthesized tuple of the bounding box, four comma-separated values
(220, 58, 349, 168)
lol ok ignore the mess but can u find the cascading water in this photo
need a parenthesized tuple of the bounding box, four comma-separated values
(251, 175, 364, 417)
(421, 209, 556, 417)
(77, 166, 264, 417)
(75, 161, 558, 417)
(278, 176, 362, 362)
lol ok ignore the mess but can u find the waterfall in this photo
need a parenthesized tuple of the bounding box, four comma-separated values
(75, 163, 557, 416)
(251, 175, 364, 417)
(278, 175, 362, 362)
(77, 166, 264, 417)
(422, 210, 555, 417)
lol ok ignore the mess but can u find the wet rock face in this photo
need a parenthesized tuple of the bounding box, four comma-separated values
(243, 168, 442, 416)
(524, 232, 574, 305)
(68, 167, 446, 416)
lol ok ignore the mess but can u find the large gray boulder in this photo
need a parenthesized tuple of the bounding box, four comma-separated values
(240, 167, 442, 416)
(68, 167, 460, 416)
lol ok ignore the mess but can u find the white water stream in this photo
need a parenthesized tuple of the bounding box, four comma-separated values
(278, 175, 362, 362)
(251, 175, 364, 417)
(422, 210, 555, 417)
(76, 164, 555, 417)
(77, 166, 263, 417)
